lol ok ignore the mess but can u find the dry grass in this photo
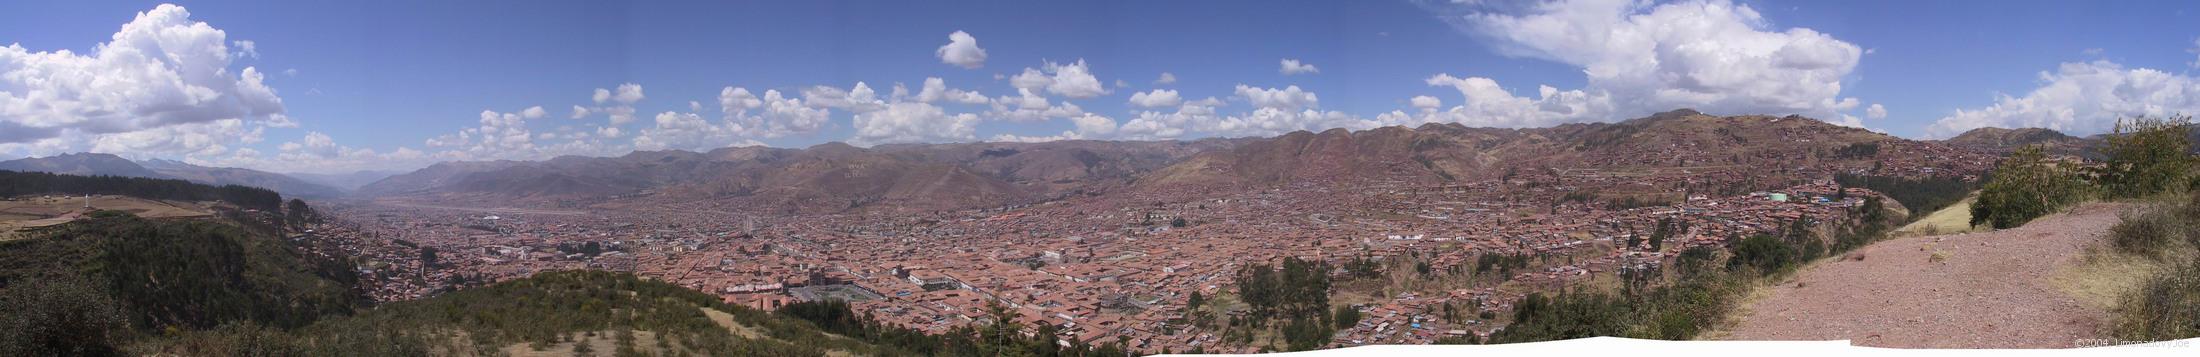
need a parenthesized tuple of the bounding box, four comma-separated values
(2052, 245, 2179, 311)
(1893, 195, 1984, 237)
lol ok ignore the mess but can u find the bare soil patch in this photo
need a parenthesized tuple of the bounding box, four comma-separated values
(1722, 202, 2130, 348)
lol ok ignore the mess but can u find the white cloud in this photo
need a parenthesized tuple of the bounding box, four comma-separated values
(1129, 89, 1184, 108)
(2189, 37, 2200, 69)
(0, 4, 289, 160)
(1235, 85, 1320, 110)
(1011, 59, 1108, 99)
(986, 88, 1086, 122)
(936, 30, 988, 69)
(520, 106, 547, 119)
(1926, 60, 2200, 137)
(1155, 72, 1177, 85)
(574, 84, 645, 125)
(1117, 86, 1376, 140)
(1279, 58, 1320, 75)
(1380, 74, 1613, 128)
(913, 77, 990, 104)
(802, 82, 888, 113)
(1416, 0, 1864, 126)
(720, 86, 831, 138)
(1866, 103, 1886, 119)
(231, 40, 258, 59)
(1410, 95, 1443, 110)
(851, 102, 979, 146)
(612, 83, 645, 104)
(631, 111, 763, 151)
(1045, 60, 1109, 99)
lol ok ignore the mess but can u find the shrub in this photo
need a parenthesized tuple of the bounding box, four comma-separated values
(2115, 260, 2200, 341)
(2097, 115, 2195, 199)
(1972, 145, 2089, 229)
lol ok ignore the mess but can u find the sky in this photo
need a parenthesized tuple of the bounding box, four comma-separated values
(3, 0, 2200, 174)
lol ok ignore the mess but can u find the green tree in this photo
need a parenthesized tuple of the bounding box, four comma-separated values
(1333, 305, 1360, 330)
(2098, 115, 2196, 198)
(1972, 145, 2088, 229)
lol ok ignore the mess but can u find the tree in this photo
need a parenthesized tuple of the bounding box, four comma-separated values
(1972, 145, 2088, 229)
(1333, 305, 1360, 329)
(0, 277, 128, 357)
(1187, 291, 1204, 311)
(2098, 115, 2196, 198)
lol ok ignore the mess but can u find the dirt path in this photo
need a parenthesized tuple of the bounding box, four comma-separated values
(1720, 202, 2130, 348)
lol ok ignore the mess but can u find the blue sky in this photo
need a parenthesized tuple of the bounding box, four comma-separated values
(3, 0, 2199, 173)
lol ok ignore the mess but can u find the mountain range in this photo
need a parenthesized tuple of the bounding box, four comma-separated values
(2, 109, 2120, 211)
(349, 109, 1997, 213)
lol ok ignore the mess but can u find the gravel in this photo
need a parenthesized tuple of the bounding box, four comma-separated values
(1720, 202, 2129, 348)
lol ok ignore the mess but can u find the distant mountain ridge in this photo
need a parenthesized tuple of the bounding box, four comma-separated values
(0, 153, 342, 198)
(357, 140, 1232, 213)
(356, 109, 2001, 214)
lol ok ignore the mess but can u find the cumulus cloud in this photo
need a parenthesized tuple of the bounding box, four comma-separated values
(720, 86, 832, 138)
(936, 31, 988, 69)
(1279, 59, 1320, 75)
(1410, 95, 1443, 110)
(803, 82, 889, 113)
(0, 4, 289, 158)
(911, 77, 990, 104)
(1414, 0, 1866, 127)
(1117, 86, 1376, 139)
(1010, 59, 1108, 99)
(573, 83, 645, 125)
(1129, 89, 1184, 108)
(1235, 85, 1319, 110)
(631, 111, 763, 151)
(1926, 60, 2200, 137)
(986, 88, 1086, 122)
(1155, 72, 1177, 85)
(1866, 103, 1886, 119)
(852, 102, 979, 146)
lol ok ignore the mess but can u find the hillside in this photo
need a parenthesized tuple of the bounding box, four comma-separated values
(1721, 202, 2130, 347)
(1133, 109, 1924, 195)
(352, 109, 1989, 213)
(1941, 127, 2096, 158)
(358, 140, 1229, 213)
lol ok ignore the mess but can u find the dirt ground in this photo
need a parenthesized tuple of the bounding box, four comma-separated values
(1720, 202, 2130, 348)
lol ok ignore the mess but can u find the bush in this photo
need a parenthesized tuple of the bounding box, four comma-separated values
(2115, 260, 2200, 341)
(1972, 145, 2089, 229)
(2097, 115, 2195, 199)
(1727, 234, 1798, 275)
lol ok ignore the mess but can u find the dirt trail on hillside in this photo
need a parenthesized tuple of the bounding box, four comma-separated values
(1720, 202, 2130, 348)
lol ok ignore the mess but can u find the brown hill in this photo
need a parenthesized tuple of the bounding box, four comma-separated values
(1133, 109, 1914, 194)
(360, 140, 1226, 213)
(1941, 127, 2094, 157)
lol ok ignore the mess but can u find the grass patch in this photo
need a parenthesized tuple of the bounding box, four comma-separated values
(1893, 195, 1984, 236)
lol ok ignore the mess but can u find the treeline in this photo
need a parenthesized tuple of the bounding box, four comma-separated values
(1833, 173, 1976, 219)
(0, 170, 284, 212)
